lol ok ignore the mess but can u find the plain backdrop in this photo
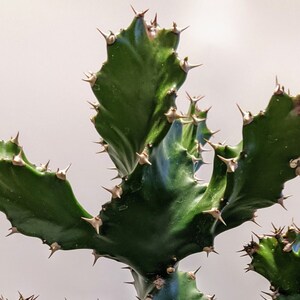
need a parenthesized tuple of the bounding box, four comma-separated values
(0, 1, 300, 299)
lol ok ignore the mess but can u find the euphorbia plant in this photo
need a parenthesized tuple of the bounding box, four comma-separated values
(1, 8, 300, 299)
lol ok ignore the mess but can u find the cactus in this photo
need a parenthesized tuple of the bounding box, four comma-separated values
(1, 8, 300, 300)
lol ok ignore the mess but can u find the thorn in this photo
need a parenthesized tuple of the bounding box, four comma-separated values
(48, 242, 61, 258)
(153, 277, 165, 290)
(92, 250, 101, 266)
(244, 263, 254, 272)
(288, 88, 291, 96)
(96, 28, 116, 45)
(164, 106, 186, 123)
(10, 132, 20, 145)
(56, 163, 71, 180)
(37, 160, 50, 172)
(251, 231, 264, 241)
(82, 72, 97, 87)
(277, 195, 291, 210)
(283, 240, 294, 252)
(206, 295, 216, 300)
(124, 281, 135, 285)
(210, 129, 221, 136)
(236, 103, 253, 125)
(203, 246, 219, 257)
(203, 208, 227, 226)
(188, 265, 202, 280)
(186, 92, 205, 104)
(166, 266, 175, 274)
(274, 75, 284, 95)
(130, 5, 149, 18)
(151, 13, 158, 28)
(204, 139, 220, 151)
(193, 174, 204, 182)
(87, 101, 100, 111)
(190, 114, 206, 125)
(97, 144, 109, 154)
(195, 140, 210, 153)
(180, 57, 202, 73)
(289, 157, 300, 169)
(121, 266, 133, 271)
(6, 227, 19, 237)
(136, 152, 152, 165)
(167, 87, 178, 96)
(172, 22, 190, 34)
(102, 185, 123, 199)
(217, 155, 238, 172)
(81, 216, 103, 234)
(12, 149, 25, 167)
(250, 211, 261, 227)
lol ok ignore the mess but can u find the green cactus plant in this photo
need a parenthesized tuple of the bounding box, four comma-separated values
(1, 8, 300, 299)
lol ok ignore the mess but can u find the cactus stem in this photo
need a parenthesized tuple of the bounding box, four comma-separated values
(102, 185, 123, 199)
(164, 107, 185, 123)
(48, 242, 61, 258)
(136, 152, 152, 165)
(236, 103, 254, 125)
(96, 28, 116, 45)
(203, 208, 227, 226)
(56, 164, 71, 181)
(6, 227, 19, 237)
(10, 132, 20, 145)
(172, 22, 189, 35)
(12, 149, 25, 166)
(81, 216, 102, 234)
(92, 250, 101, 266)
(82, 72, 97, 87)
(217, 155, 237, 173)
(180, 57, 202, 73)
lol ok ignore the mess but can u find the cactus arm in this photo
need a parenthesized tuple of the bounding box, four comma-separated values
(243, 226, 300, 299)
(0, 139, 107, 252)
(212, 92, 300, 234)
(90, 15, 188, 178)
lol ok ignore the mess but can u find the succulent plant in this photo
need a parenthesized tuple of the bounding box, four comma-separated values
(1, 8, 300, 300)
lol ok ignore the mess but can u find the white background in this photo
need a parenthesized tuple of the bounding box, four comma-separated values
(0, 1, 300, 299)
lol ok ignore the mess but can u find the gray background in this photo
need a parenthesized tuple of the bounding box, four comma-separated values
(0, 1, 300, 299)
